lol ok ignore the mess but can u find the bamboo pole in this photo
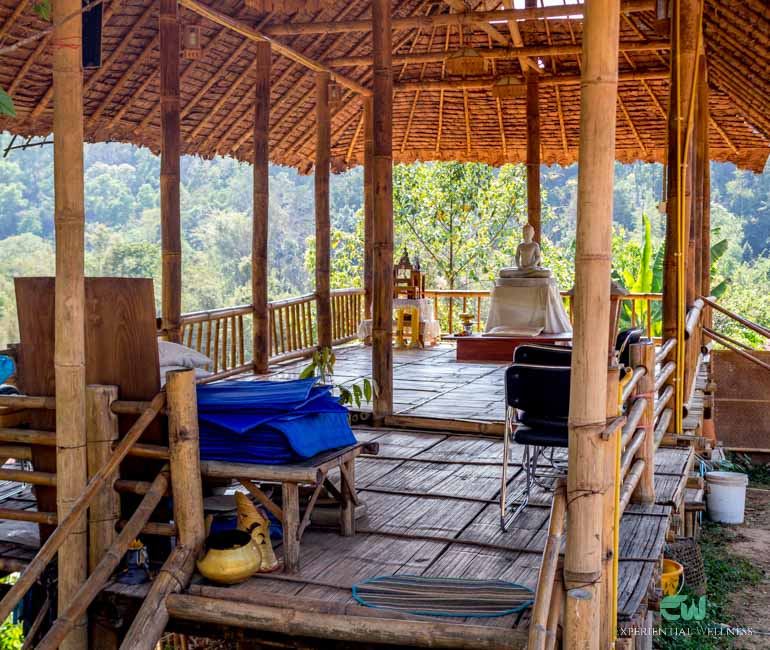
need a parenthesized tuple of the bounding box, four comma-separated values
(525, 0, 541, 244)
(0, 393, 164, 627)
(264, 0, 655, 35)
(363, 97, 374, 320)
(315, 71, 332, 350)
(698, 49, 711, 324)
(563, 0, 620, 646)
(160, 0, 182, 343)
(253, 41, 271, 373)
(372, 0, 394, 421)
(166, 594, 527, 649)
(166, 369, 206, 550)
(119, 545, 196, 650)
(544, 570, 564, 650)
(630, 342, 656, 503)
(328, 39, 671, 67)
(85, 386, 120, 576)
(177, 0, 370, 97)
(52, 0, 88, 644)
(528, 480, 566, 650)
(36, 469, 170, 650)
(663, 0, 701, 433)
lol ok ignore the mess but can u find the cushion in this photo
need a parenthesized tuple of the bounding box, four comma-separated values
(158, 341, 213, 370)
(159, 365, 212, 386)
(513, 425, 569, 448)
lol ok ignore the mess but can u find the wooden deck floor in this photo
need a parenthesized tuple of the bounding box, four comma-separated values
(264, 343, 508, 428)
(0, 426, 694, 647)
(96, 426, 693, 648)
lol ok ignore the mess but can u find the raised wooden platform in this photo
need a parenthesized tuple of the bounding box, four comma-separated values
(85, 427, 693, 648)
(444, 333, 572, 362)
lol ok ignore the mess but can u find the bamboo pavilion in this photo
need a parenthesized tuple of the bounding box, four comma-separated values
(0, 0, 768, 648)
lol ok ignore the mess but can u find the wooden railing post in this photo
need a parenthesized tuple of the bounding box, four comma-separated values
(630, 341, 656, 504)
(86, 385, 120, 573)
(166, 369, 205, 549)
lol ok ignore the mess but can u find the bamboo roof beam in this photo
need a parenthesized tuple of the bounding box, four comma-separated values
(0, 0, 30, 41)
(178, 0, 371, 96)
(275, 23, 427, 161)
(180, 40, 251, 121)
(264, 0, 655, 36)
(129, 10, 265, 134)
(442, 0, 509, 47)
(555, 86, 568, 154)
(499, 0, 540, 74)
(218, 0, 377, 156)
(31, 0, 145, 121)
(618, 95, 648, 156)
(326, 39, 670, 67)
(178, 10, 276, 125)
(346, 110, 365, 163)
(394, 69, 668, 91)
(708, 114, 738, 155)
(196, 74, 256, 151)
(192, 69, 254, 144)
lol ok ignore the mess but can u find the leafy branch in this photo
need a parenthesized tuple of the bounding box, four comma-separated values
(299, 347, 377, 409)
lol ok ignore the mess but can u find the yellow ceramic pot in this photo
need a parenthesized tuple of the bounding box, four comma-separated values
(197, 530, 262, 585)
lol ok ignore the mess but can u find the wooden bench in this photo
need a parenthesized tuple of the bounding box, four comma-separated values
(199, 441, 378, 573)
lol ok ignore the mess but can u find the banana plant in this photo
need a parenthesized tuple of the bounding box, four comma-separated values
(299, 347, 377, 409)
(617, 214, 728, 336)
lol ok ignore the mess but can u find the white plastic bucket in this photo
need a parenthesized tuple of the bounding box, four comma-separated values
(705, 471, 749, 524)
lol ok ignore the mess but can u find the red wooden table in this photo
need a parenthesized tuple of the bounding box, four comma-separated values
(444, 332, 572, 362)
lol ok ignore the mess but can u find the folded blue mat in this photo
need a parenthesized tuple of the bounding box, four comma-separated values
(196, 379, 356, 465)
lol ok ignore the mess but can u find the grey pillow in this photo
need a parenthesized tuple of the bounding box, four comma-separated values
(158, 341, 213, 370)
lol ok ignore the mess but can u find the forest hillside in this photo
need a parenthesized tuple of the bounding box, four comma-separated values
(0, 133, 768, 348)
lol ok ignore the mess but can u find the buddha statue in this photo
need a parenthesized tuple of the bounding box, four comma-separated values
(499, 224, 552, 279)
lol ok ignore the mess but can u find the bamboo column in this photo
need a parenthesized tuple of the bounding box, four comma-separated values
(160, 0, 182, 343)
(166, 369, 206, 550)
(52, 0, 88, 645)
(696, 49, 710, 302)
(315, 71, 332, 350)
(85, 386, 120, 572)
(563, 0, 620, 646)
(525, 0, 541, 243)
(252, 42, 271, 373)
(363, 97, 374, 320)
(662, 0, 701, 432)
(371, 0, 394, 421)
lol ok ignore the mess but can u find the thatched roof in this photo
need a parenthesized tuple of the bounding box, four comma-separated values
(0, 0, 768, 172)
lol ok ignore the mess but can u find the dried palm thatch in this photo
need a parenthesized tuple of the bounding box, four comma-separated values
(0, 0, 767, 172)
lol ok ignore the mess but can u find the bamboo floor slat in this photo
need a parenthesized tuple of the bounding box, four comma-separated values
(108, 426, 689, 640)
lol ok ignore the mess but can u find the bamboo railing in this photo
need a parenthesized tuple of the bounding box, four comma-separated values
(179, 305, 252, 380)
(701, 296, 770, 374)
(0, 370, 206, 649)
(423, 289, 663, 338)
(176, 289, 366, 372)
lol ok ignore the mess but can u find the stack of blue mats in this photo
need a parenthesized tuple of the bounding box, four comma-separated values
(196, 378, 357, 464)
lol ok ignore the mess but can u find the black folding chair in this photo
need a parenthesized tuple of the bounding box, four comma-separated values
(500, 363, 570, 530)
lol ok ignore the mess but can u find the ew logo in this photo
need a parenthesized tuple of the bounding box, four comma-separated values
(660, 595, 707, 622)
